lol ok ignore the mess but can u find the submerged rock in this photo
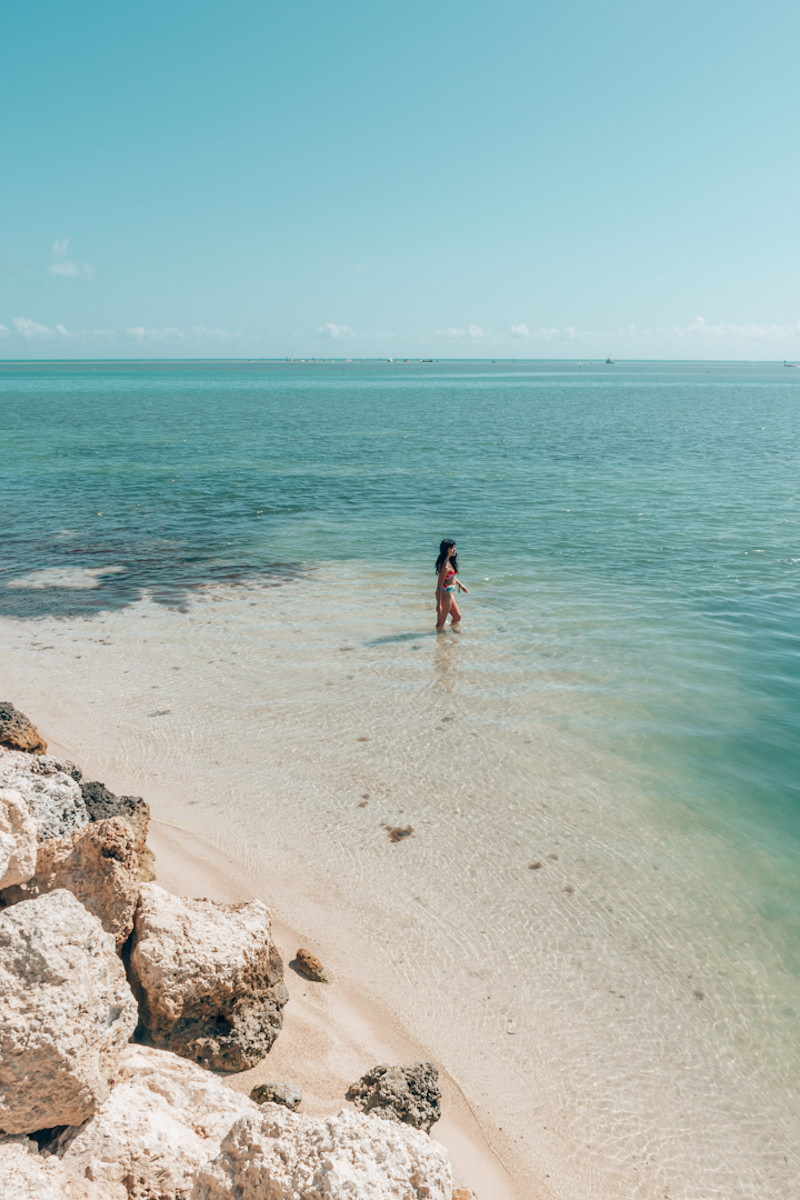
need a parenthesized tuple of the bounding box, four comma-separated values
(0, 788, 37, 890)
(129, 884, 288, 1071)
(0, 889, 138, 1134)
(250, 1081, 302, 1111)
(346, 1062, 442, 1132)
(0, 749, 89, 841)
(0, 702, 47, 755)
(0, 817, 140, 949)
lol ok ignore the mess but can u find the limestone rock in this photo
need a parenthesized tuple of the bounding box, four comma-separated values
(250, 1080, 302, 1111)
(346, 1062, 442, 1132)
(0, 788, 37, 889)
(0, 1136, 115, 1200)
(55, 1045, 452, 1200)
(137, 843, 157, 883)
(0, 748, 89, 841)
(293, 946, 329, 982)
(0, 889, 138, 1134)
(129, 884, 288, 1071)
(195, 1106, 453, 1200)
(54, 1044, 256, 1199)
(0, 702, 46, 755)
(81, 779, 150, 853)
(1, 817, 140, 948)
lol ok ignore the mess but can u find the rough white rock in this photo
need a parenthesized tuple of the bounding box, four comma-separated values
(0, 787, 37, 888)
(0, 748, 88, 841)
(1, 816, 141, 949)
(0, 889, 138, 1134)
(196, 1106, 453, 1200)
(129, 884, 288, 1070)
(0, 1135, 116, 1200)
(55, 1044, 257, 1198)
(55, 1045, 452, 1200)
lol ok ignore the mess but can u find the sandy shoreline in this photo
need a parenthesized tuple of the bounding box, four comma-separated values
(4, 576, 799, 1199)
(40, 729, 532, 1200)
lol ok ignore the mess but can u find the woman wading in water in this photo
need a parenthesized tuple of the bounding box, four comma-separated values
(435, 538, 468, 630)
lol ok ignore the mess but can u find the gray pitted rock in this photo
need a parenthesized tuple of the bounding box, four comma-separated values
(0, 749, 89, 841)
(0, 702, 47, 755)
(250, 1081, 302, 1111)
(0, 788, 37, 890)
(129, 884, 288, 1072)
(80, 779, 150, 853)
(0, 889, 138, 1134)
(0, 817, 140, 948)
(346, 1062, 442, 1132)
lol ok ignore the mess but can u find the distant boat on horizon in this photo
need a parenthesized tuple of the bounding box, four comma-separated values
(784, 360, 799, 368)
(605, 356, 614, 364)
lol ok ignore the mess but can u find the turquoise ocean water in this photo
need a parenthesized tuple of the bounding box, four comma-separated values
(1, 358, 799, 1192)
(3, 359, 799, 860)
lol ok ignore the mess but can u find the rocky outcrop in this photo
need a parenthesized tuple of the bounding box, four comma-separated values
(53, 1045, 452, 1200)
(346, 1062, 442, 1132)
(0, 1136, 113, 1200)
(0, 817, 140, 948)
(0, 748, 89, 841)
(250, 1081, 302, 1111)
(195, 1106, 453, 1200)
(81, 779, 150, 853)
(0, 889, 138, 1134)
(0, 702, 46, 755)
(129, 884, 288, 1071)
(54, 1045, 255, 1199)
(0, 788, 37, 889)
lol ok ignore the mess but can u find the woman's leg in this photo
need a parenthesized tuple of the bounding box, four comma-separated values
(436, 591, 452, 630)
(449, 596, 463, 624)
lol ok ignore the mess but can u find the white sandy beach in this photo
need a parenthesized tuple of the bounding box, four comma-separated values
(2, 566, 798, 1199)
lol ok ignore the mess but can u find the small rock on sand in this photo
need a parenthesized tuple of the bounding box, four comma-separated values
(292, 948, 329, 982)
(250, 1080, 302, 1110)
(346, 1061, 442, 1133)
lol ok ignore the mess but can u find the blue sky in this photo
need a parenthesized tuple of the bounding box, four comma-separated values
(3, 0, 799, 359)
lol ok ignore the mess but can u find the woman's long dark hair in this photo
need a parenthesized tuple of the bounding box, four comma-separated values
(435, 539, 458, 574)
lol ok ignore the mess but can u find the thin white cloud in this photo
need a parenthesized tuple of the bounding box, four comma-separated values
(435, 324, 485, 340)
(50, 238, 94, 278)
(125, 326, 185, 344)
(191, 325, 242, 341)
(12, 317, 114, 341)
(658, 316, 800, 344)
(316, 322, 355, 340)
(0, 323, 10, 337)
(123, 325, 242, 345)
(14, 317, 54, 339)
(509, 324, 530, 338)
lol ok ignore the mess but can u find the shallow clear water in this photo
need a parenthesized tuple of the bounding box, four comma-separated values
(3, 359, 800, 854)
(2, 358, 799, 1196)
